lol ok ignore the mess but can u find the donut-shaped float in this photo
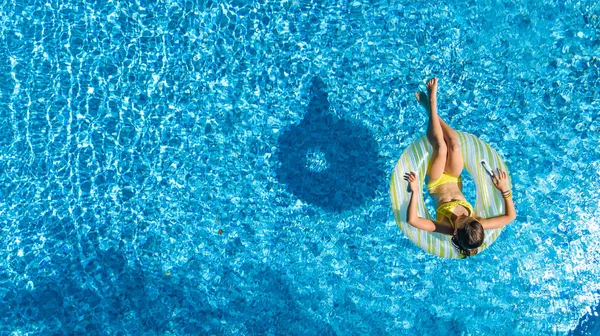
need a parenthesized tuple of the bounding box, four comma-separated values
(390, 131, 510, 258)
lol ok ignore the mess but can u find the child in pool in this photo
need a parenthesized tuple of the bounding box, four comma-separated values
(403, 77, 516, 257)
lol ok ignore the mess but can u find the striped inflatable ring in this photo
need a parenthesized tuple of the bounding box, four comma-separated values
(390, 131, 510, 259)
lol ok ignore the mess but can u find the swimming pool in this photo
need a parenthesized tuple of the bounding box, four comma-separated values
(1, 0, 599, 334)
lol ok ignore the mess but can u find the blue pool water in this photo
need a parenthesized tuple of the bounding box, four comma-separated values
(1, 0, 599, 334)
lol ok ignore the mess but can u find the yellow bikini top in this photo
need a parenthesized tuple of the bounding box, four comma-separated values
(436, 200, 474, 228)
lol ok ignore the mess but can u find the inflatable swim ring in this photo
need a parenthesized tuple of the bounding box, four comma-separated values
(390, 131, 510, 259)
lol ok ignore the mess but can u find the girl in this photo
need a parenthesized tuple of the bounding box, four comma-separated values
(404, 77, 516, 257)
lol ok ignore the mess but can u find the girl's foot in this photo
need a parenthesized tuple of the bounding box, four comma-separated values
(426, 77, 438, 95)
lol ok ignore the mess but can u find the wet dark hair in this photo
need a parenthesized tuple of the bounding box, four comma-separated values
(452, 218, 484, 257)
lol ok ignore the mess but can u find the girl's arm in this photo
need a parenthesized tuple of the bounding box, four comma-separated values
(480, 168, 517, 230)
(405, 172, 454, 235)
(479, 193, 516, 230)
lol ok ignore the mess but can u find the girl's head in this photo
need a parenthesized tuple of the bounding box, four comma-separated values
(452, 217, 484, 257)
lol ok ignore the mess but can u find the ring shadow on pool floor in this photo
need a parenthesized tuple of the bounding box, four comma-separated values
(276, 77, 386, 212)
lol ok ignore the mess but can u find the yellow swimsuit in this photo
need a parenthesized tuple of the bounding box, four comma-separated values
(436, 200, 473, 228)
(427, 173, 473, 228)
(426, 173, 461, 191)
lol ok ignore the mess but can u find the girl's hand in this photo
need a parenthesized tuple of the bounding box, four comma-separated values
(491, 168, 509, 192)
(404, 172, 420, 193)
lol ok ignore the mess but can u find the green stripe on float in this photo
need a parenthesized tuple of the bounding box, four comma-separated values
(473, 134, 490, 217)
(390, 173, 401, 224)
(484, 142, 502, 216)
(427, 230, 432, 254)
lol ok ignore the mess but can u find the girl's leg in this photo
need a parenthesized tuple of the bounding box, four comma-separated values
(420, 78, 446, 181)
(438, 118, 464, 177)
(416, 79, 464, 178)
